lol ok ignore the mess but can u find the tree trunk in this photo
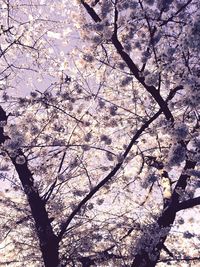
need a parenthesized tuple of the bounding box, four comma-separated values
(131, 207, 176, 267)
(0, 107, 60, 267)
(13, 160, 60, 267)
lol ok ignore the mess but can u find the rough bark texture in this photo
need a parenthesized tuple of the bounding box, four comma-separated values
(0, 106, 59, 267)
(14, 160, 60, 267)
(131, 160, 196, 267)
(80, 0, 174, 121)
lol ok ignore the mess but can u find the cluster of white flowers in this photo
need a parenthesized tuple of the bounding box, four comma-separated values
(18, 97, 30, 107)
(60, 92, 70, 101)
(183, 83, 200, 109)
(82, 144, 91, 151)
(69, 158, 79, 169)
(191, 138, 200, 151)
(100, 134, 112, 145)
(167, 143, 186, 167)
(106, 151, 114, 161)
(93, 23, 104, 32)
(51, 139, 63, 146)
(116, 153, 124, 163)
(98, 99, 106, 109)
(73, 189, 87, 197)
(128, 1, 138, 9)
(134, 41, 142, 50)
(84, 132, 92, 142)
(101, 0, 112, 19)
(30, 91, 38, 98)
(120, 76, 133, 87)
(145, 73, 159, 87)
(135, 222, 170, 257)
(124, 42, 132, 53)
(103, 27, 113, 40)
(141, 51, 151, 63)
(83, 54, 94, 63)
(188, 18, 200, 51)
(143, 172, 158, 189)
(144, 0, 155, 6)
(117, 61, 126, 70)
(117, 1, 130, 11)
(30, 125, 40, 136)
(109, 105, 118, 116)
(57, 174, 65, 181)
(96, 198, 104, 205)
(91, 35, 102, 44)
(183, 231, 194, 239)
(166, 47, 176, 58)
(3, 134, 24, 152)
(152, 32, 162, 45)
(172, 122, 188, 141)
(157, 0, 173, 11)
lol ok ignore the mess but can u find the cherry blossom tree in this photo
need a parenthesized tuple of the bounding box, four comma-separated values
(0, 0, 200, 266)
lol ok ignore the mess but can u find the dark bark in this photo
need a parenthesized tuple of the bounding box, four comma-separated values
(80, 0, 174, 121)
(57, 109, 162, 242)
(131, 206, 176, 267)
(12, 156, 60, 267)
(0, 106, 59, 267)
(176, 196, 200, 211)
(57, 86, 183, 242)
(131, 161, 197, 267)
(80, 257, 95, 267)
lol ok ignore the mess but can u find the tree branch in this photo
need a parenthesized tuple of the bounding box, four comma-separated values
(57, 85, 183, 242)
(0, 105, 59, 267)
(80, 0, 101, 22)
(176, 196, 200, 211)
(57, 110, 161, 241)
(80, 0, 174, 121)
